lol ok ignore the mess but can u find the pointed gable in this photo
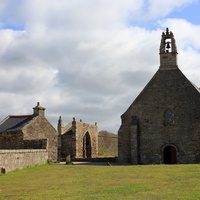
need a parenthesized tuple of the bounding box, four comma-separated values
(122, 67, 200, 119)
(0, 102, 47, 133)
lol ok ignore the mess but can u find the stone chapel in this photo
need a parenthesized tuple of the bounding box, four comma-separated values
(118, 28, 200, 164)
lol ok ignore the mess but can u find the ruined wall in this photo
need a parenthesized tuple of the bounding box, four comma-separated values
(0, 149, 48, 173)
(0, 131, 24, 149)
(75, 121, 98, 158)
(61, 131, 75, 158)
(98, 134, 118, 153)
(23, 116, 58, 162)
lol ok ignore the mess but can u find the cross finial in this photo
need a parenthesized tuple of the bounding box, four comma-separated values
(166, 28, 169, 35)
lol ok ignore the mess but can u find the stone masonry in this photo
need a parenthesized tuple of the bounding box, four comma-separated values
(118, 28, 200, 164)
(0, 102, 58, 162)
(58, 117, 98, 159)
(0, 149, 48, 173)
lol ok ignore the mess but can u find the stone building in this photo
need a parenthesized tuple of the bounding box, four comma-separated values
(57, 117, 98, 159)
(0, 102, 58, 162)
(118, 28, 200, 164)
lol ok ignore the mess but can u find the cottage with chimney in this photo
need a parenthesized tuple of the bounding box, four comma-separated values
(0, 102, 58, 162)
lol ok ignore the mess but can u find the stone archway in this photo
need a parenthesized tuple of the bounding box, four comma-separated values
(163, 145, 177, 164)
(83, 132, 91, 158)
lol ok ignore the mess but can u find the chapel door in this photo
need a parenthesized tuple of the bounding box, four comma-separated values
(163, 146, 177, 164)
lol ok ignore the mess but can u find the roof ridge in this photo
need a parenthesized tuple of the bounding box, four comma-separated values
(9, 114, 33, 118)
(62, 122, 72, 134)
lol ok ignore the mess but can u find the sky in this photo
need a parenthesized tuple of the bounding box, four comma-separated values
(0, 0, 200, 133)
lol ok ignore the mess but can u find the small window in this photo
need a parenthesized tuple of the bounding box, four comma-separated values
(164, 109, 174, 125)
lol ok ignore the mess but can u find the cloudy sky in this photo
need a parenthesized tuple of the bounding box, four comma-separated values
(0, 0, 200, 133)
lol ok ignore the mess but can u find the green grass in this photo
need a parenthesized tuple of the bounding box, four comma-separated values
(98, 148, 118, 157)
(0, 163, 200, 199)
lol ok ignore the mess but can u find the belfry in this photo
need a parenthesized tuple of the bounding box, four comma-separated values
(159, 28, 178, 69)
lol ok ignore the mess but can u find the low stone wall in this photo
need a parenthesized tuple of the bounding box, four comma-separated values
(0, 149, 48, 173)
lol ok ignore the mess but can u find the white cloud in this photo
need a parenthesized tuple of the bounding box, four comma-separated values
(158, 18, 200, 85)
(0, 1, 199, 133)
(158, 18, 200, 49)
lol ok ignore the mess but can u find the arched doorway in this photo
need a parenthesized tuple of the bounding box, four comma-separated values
(163, 145, 177, 164)
(83, 132, 91, 158)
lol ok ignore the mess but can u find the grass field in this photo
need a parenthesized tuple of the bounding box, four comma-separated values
(98, 148, 118, 157)
(0, 163, 200, 200)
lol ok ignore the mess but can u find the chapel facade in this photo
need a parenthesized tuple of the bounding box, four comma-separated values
(118, 28, 200, 164)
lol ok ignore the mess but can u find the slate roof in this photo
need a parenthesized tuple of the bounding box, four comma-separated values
(0, 115, 35, 132)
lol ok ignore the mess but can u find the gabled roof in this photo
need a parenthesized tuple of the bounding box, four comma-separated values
(0, 115, 35, 132)
(62, 122, 73, 135)
(122, 67, 200, 118)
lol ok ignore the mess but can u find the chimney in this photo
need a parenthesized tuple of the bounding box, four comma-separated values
(33, 102, 46, 116)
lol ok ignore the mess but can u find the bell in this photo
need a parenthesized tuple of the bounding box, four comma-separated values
(166, 42, 171, 49)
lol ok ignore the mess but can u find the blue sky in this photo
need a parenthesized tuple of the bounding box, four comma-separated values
(2, 23, 24, 30)
(0, 0, 200, 133)
(168, 1, 200, 24)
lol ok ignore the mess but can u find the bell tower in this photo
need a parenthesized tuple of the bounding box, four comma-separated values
(159, 28, 178, 70)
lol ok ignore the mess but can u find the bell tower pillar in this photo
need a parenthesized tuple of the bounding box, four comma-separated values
(159, 28, 178, 70)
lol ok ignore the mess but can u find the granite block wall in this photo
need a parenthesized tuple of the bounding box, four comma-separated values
(0, 149, 48, 173)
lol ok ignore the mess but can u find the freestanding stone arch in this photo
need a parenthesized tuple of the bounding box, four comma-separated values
(58, 117, 98, 159)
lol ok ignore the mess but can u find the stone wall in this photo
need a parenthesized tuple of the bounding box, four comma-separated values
(59, 120, 98, 159)
(23, 139, 47, 149)
(0, 131, 24, 149)
(75, 121, 98, 158)
(98, 135, 118, 153)
(0, 149, 48, 173)
(23, 116, 58, 162)
(118, 68, 200, 164)
(61, 131, 75, 158)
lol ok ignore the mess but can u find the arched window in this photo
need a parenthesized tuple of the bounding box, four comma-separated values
(164, 109, 174, 125)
